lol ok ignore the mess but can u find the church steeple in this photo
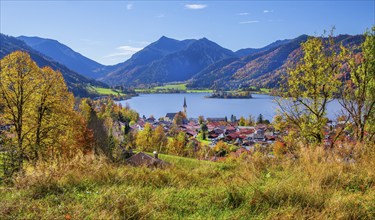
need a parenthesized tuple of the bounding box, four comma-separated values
(183, 97, 187, 116)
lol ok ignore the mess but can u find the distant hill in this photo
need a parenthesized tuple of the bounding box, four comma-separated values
(17, 36, 112, 79)
(188, 34, 364, 90)
(235, 38, 292, 57)
(100, 36, 236, 86)
(1, 34, 106, 97)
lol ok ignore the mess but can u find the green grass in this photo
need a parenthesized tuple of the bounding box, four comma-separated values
(136, 83, 214, 93)
(196, 134, 212, 145)
(260, 88, 270, 93)
(154, 84, 187, 90)
(1, 147, 374, 219)
(89, 86, 127, 96)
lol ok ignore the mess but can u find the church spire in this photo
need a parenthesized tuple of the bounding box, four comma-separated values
(183, 97, 187, 116)
(183, 97, 187, 108)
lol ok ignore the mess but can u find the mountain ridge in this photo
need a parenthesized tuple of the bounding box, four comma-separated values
(100, 36, 236, 86)
(17, 36, 111, 79)
(11, 34, 364, 90)
(1, 34, 106, 97)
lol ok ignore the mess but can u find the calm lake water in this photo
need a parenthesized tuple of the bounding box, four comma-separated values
(118, 93, 343, 120)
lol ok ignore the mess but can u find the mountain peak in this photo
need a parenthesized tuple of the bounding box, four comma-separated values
(157, 35, 176, 42)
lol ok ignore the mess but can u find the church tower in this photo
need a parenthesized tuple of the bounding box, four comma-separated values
(183, 97, 187, 117)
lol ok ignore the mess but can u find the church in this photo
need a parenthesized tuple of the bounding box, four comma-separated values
(164, 97, 188, 122)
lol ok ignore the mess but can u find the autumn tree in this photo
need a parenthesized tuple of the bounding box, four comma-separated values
(214, 141, 230, 157)
(198, 115, 205, 124)
(152, 124, 168, 153)
(239, 116, 246, 126)
(135, 123, 154, 152)
(173, 111, 186, 125)
(247, 115, 255, 126)
(31, 67, 73, 160)
(167, 132, 188, 156)
(0, 51, 88, 175)
(0, 51, 42, 171)
(277, 34, 341, 144)
(339, 27, 375, 143)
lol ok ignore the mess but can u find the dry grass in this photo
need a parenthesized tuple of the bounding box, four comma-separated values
(1, 145, 374, 219)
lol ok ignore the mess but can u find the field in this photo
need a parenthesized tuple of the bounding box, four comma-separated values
(136, 83, 213, 93)
(1, 147, 374, 219)
(89, 86, 127, 96)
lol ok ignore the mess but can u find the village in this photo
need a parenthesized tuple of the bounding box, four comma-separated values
(0, 96, 349, 162)
(127, 98, 296, 158)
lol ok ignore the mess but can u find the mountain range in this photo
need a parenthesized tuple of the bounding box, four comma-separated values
(0, 34, 106, 97)
(101, 36, 236, 86)
(2, 33, 364, 92)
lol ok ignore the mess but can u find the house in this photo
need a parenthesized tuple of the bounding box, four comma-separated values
(126, 152, 169, 168)
(186, 129, 198, 137)
(254, 129, 265, 140)
(207, 118, 226, 122)
(165, 113, 177, 122)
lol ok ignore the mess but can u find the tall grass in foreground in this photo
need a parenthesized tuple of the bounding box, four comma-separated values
(1, 146, 374, 219)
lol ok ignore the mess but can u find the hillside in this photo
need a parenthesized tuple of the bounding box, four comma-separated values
(100, 37, 236, 86)
(0, 34, 106, 97)
(235, 38, 292, 57)
(2, 148, 374, 219)
(17, 36, 112, 79)
(188, 34, 364, 89)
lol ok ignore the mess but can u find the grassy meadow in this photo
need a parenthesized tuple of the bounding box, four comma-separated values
(89, 86, 128, 96)
(1, 147, 374, 219)
(136, 83, 214, 93)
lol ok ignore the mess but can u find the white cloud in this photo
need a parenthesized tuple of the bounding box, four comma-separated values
(185, 4, 207, 10)
(117, 45, 143, 52)
(126, 3, 133, 10)
(105, 45, 143, 58)
(238, 12, 249, 16)
(156, 14, 165, 18)
(263, 9, 274, 13)
(239, 20, 259, 24)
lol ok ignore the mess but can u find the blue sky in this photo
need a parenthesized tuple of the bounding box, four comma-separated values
(1, 1, 374, 65)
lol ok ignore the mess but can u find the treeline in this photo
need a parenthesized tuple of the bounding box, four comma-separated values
(0, 51, 140, 178)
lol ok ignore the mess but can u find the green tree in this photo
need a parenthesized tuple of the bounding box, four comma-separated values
(86, 102, 113, 159)
(200, 123, 208, 140)
(277, 34, 341, 144)
(257, 114, 264, 124)
(339, 27, 375, 143)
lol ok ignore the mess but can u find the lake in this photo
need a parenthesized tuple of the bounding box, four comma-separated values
(118, 93, 343, 120)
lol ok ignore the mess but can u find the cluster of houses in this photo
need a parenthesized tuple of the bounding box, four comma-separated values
(132, 116, 278, 150)
(130, 98, 278, 153)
